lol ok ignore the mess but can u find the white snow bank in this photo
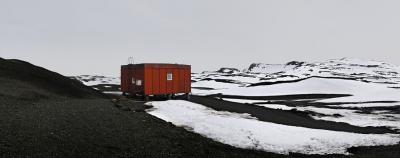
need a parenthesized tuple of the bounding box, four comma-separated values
(256, 104, 295, 110)
(103, 91, 123, 95)
(146, 100, 400, 155)
(222, 98, 266, 104)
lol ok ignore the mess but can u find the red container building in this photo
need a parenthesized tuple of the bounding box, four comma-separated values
(121, 63, 191, 100)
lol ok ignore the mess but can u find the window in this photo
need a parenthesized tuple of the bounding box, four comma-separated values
(131, 78, 135, 84)
(136, 80, 142, 86)
(167, 73, 173, 81)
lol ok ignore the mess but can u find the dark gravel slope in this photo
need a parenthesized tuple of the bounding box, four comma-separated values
(0, 57, 103, 98)
(0, 96, 287, 158)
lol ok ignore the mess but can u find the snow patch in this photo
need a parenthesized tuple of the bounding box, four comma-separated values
(146, 100, 400, 155)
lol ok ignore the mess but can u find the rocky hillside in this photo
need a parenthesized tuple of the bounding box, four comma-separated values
(0, 57, 103, 98)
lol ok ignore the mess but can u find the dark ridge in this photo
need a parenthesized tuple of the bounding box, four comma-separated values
(346, 144, 400, 158)
(208, 93, 352, 100)
(247, 63, 261, 72)
(254, 100, 400, 115)
(192, 87, 216, 90)
(0, 57, 104, 98)
(285, 61, 305, 69)
(248, 78, 310, 87)
(248, 76, 370, 87)
(200, 78, 238, 84)
(190, 95, 397, 134)
(349, 64, 380, 68)
(286, 61, 305, 66)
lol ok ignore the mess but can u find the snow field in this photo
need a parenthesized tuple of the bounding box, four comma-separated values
(146, 100, 400, 155)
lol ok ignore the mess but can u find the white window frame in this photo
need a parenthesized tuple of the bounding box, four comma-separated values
(136, 80, 142, 86)
(167, 73, 173, 81)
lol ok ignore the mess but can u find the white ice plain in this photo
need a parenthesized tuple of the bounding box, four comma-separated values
(146, 100, 400, 155)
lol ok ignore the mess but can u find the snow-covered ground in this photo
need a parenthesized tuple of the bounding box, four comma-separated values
(195, 77, 400, 133)
(74, 58, 400, 155)
(146, 100, 400, 155)
(188, 58, 400, 155)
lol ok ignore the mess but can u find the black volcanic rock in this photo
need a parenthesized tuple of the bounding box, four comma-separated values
(248, 63, 261, 71)
(216, 67, 240, 74)
(286, 61, 306, 69)
(286, 61, 305, 66)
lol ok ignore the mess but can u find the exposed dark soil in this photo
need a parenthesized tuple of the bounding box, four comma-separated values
(190, 96, 396, 134)
(191, 87, 216, 90)
(249, 76, 370, 87)
(249, 77, 310, 86)
(209, 92, 400, 115)
(2, 96, 289, 158)
(209, 93, 352, 100)
(200, 78, 239, 84)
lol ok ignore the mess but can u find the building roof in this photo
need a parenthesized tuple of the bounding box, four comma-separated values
(121, 63, 191, 69)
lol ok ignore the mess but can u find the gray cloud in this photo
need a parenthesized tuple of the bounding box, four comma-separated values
(1, 0, 400, 76)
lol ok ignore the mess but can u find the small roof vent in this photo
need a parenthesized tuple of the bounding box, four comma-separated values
(128, 57, 134, 65)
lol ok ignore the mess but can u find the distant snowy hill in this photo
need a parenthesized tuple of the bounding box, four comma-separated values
(192, 58, 400, 88)
(247, 58, 400, 84)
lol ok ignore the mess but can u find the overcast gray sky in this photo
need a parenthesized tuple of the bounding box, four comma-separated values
(1, 0, 400, 76)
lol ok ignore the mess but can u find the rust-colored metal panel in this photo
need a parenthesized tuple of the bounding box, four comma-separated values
(185, 68, 191, 93)
(152, 68, 160, 94)
(144, 66, 151, 95)
(178, 69, 184, 92)
(159, 68, 167, 95)
(173, 68, 177, 93)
